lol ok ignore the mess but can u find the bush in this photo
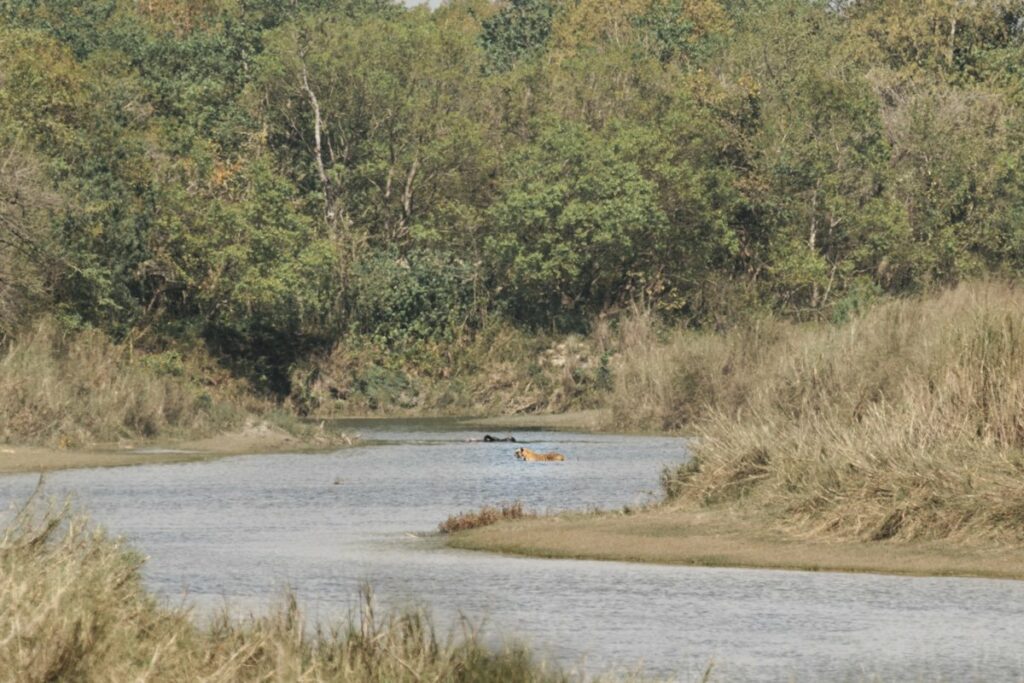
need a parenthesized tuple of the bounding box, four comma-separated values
(347, 249, 477, 347)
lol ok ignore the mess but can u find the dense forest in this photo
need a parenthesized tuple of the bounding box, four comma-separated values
(3, 0, 1024, 405)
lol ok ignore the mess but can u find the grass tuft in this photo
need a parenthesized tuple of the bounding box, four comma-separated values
(439, 502, 534, 534)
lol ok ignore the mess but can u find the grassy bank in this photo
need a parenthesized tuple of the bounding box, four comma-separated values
(0, 319, 361, 471)
(584, 281, 1024, 545)
(658, 281, 1024, 544)
(449, 281, 1024, 574)
(0, 496, 567, 683)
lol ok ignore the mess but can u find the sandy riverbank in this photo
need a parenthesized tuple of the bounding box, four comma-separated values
(448, 505, 1024, 581)
(0, 422, 355, 475)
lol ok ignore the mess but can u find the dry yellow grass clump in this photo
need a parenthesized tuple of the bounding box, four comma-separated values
(653, 281, 1024, 542)
(0, 492, 565, 683)
(439, 501, 534, 534)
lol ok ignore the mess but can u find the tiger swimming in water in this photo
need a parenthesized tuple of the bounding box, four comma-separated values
(514, 447, 565, 462)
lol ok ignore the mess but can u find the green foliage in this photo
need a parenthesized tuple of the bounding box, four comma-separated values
(178, 154, 341, 392)
(0, 128, 60, 338)
(140, 350, 185, 377)
(348, 249, 476, 345)
(485, 121, 668, 326)
(830, 280, 881, 324)
(4, 0, 1024, 401)
(480, 0, 557, 73)
(0, 0, 118, 58)
(256, 7, 495, 250)
(631, 0, 702, 65)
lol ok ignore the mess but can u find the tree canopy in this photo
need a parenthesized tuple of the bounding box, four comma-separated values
(3, 0, 1024, 390)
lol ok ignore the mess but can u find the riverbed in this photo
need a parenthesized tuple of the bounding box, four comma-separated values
(1, 419, 1022, 681)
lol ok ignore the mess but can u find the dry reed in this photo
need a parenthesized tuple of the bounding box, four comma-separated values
(0, 319, 264, 447)
(652, 281, 1024, 542)
(439, 501, 534, 534)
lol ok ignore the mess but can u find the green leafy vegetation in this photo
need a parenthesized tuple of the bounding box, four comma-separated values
(3, 0, 1024, 426)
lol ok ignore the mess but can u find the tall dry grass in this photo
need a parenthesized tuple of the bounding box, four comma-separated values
(605, 307, 789, 431)
(652, 281, 1024, 542)
(0, 319, 261, 447)
(0, 492, 567, 683)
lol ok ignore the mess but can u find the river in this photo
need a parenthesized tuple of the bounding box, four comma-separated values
(1, 419, 1022, 681)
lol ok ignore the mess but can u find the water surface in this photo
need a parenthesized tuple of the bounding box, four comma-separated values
(1, 419, 1022, 681)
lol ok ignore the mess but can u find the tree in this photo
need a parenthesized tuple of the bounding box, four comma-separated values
(848, 0, 1022, 82)
(0, 132, 61, 337)
(718, 0, 907, 312)
(255, 8, 497, 252)
(550, 0, 728, 64)
(480, 0, 558, 73)
(879, 82, 1024, 282)
(484, 120, 668, 326)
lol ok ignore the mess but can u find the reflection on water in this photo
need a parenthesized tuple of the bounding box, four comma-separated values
(1, 419, 1022, 681)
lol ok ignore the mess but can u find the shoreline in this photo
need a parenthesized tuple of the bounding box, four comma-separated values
(0, 408, 610, 476)
(0, 424, 355, 475)
(457, 409, 614, 432)
(320, 409, 619, 433)
(447, 506, 1024, 581)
